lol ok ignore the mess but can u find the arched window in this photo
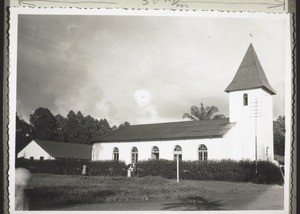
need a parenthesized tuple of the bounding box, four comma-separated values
(131, 147, 138, 163)
(173, 145, 182, 161)
(243, 93, 248, 106)
(113, 147, 119, 162)
(198, 144, 207, 161)
(151, 146, 159, 160)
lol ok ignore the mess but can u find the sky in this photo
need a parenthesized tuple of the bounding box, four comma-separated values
(17, 13, 287, 126)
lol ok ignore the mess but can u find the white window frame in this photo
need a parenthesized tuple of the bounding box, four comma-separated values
(113, 147, 119, 162)
(151, 146, 159, 160)
(131, 147, 138, 163)
(198, 144, 208, 161)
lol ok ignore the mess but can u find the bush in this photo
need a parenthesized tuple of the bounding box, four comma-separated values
(254, 161, 284, 184)
(16, 159, 283, 184)
(136, 159, 176, 179)
(89, 161, 127, 176)
(16, 159, 127, 176)
(135, 159, 283, 184)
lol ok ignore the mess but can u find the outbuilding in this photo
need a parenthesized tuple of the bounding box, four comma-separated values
(17, 139, 92, 160)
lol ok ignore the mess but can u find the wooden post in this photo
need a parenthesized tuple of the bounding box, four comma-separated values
(177, 154, 179, 183)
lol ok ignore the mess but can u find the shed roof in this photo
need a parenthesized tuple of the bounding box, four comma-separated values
(91, 118, 235, 143)
(225, 44, 276, 95)
(34, 140, 92, 160)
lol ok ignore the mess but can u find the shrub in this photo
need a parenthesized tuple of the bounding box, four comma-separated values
(136, 159, 176, 179)
(16, 159, 127, 176)
(16, 158, 283, 184)
(254, 161, 284, 184)
(89, 161, 127, 176)
(135, 159, 283, 184)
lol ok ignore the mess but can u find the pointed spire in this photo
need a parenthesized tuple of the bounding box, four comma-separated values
(225, 44, 276, 95)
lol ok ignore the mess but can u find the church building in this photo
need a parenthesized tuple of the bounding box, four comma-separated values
(91, 44, 276, 164)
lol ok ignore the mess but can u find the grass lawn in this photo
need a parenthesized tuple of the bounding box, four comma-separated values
(26, 173, 283, 210)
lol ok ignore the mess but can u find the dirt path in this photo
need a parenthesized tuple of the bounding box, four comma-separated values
(45, 186, 284, 211)
(239, 186, 284, 210)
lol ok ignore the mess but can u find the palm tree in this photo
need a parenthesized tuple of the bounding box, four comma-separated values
(183, 103, 225, 121)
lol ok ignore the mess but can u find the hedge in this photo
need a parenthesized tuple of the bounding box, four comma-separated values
(135, 159, 283, 184)
(16, 158, 283, 184)
(16, 159, 127, 176)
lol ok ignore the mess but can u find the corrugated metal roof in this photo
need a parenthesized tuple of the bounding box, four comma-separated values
(225, 44, 276, 95)
(91, 118, 235, 143)
(34, 140, 92, 160)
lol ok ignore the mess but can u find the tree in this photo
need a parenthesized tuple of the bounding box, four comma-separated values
(273, 116, 285, 156)
(96, 119, 113, 136)
(118, 121, 130, 129)
(25, 107, 117, 145)
(30, 107, 62, 141)
(65, 110, 80, 144)
(64, 111, 114, 144)
(16, 114, 32, 154)
(111, 125, 117, 131)
(183, 103, 225, 120)
(54, 114, 67, 142)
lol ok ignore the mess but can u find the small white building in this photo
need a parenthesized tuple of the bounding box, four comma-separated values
(92, 44, 276, 165)
(17, 140, 92, 160)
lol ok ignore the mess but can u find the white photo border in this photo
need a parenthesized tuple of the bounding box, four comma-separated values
(7, 7, 293, 214)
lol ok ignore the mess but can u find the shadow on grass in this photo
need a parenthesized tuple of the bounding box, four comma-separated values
(162, 196, 224, 210)
(26, 188, 116, 210)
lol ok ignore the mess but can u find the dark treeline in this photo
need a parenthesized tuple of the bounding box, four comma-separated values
(16, 107, 130, 154)
(273, 115, 285, 156)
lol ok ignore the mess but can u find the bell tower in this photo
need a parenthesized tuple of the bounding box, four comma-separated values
(225, 44, 276, 161)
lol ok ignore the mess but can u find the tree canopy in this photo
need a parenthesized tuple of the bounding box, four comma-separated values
(118, 121, 130, 129)
(16, 107, 127, 156)
(273, 116, 285, 156)
(30, 107, 63, 142)
(16, 115, 32, 154)
(183, 103, 225, 120)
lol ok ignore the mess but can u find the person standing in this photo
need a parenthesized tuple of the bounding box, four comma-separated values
(82, 165, 87, 176)
(15, 168, 32, 210)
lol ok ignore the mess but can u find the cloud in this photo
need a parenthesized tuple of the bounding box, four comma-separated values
(16, 15, 286, 125)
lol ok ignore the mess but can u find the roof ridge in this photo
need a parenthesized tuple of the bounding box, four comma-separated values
(35, 139, 91, 146)
(129, 118, 229, 127)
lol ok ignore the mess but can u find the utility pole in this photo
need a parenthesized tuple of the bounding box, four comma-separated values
(177, 154, 179, 183)
(255, 113, 257, 174)
(250, 99, 262, 174)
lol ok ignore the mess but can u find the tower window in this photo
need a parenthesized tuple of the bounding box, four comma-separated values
(243, 93, 248, 106)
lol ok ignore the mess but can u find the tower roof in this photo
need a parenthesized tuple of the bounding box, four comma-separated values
(225, 44, 276, 95)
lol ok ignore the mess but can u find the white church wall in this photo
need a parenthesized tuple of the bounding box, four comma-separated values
(221, 125, 244, 160)
(93, 137, 228, 165)
(228, 88, 274, 161)
(17, 140, 54, 160)
(259, 90, 274, 162)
